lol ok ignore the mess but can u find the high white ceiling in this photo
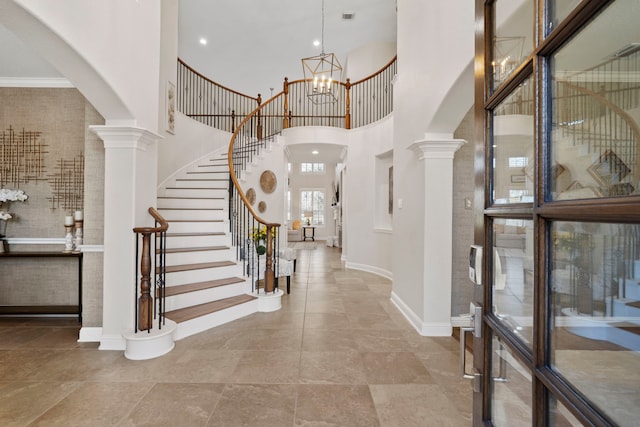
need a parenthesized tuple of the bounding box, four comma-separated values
(178, 0, 397, 98)
(0, 0, 397, 97)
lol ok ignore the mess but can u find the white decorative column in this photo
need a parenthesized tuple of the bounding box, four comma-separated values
(90, 125, 161, 350)
(408, 134, 465, 336)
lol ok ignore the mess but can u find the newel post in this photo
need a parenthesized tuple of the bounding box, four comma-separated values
(283, 77, 290, 129)
(345, 78, 352, 130)
(138, 231, 153, 331)
(264, 225, 275, 292)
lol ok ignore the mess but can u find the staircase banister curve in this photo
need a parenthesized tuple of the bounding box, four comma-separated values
(227, 92, 283, 228)
(133, 207, 169, 233)
(178, 58, 259, 101)
(558, 80, 640, 182)
(348, 55, 397, 86)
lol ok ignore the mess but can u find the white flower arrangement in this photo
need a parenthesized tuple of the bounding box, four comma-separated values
(0, 189, 28, 234)
(0, 188, 28, 203)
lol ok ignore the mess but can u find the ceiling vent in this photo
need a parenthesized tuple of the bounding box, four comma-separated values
(342, 12, 355, 20)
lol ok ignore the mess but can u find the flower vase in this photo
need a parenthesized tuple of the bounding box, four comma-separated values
(256, 239, 266, 255)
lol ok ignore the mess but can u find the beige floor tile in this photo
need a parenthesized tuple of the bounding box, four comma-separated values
(302, 328, 359, 351)
(0, 381, 80, 426)
(120, 382, 224, 426)
(207, 383, 297, 426)
(30, 382, 154, 426)
(294, 384, 381, 426)
(230, 350, 301, 384)
(354, 329, 414, 352)
(303, 312, 352, 330)
(300, 351, 368, 384)
(370, 383, 469, 427)
(362, 352, 435, 384)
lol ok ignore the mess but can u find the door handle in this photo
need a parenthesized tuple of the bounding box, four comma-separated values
(460, 326, 475, 379)
(459, 303, 482, 379)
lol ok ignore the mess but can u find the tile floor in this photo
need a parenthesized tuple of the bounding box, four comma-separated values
(0, 245, 472, 426)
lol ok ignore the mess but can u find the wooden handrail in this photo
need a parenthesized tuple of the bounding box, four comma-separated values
(178, 58, 259, 101)
(133, 207, 169, 234)
(349, 55, 398, 86)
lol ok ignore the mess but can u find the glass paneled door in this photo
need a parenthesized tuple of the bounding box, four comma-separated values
(474, 0, 640, 425)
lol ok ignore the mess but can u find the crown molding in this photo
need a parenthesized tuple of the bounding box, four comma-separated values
(0, 77, 74, 88)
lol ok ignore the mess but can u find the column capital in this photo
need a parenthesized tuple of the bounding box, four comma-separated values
(89, 125, 161, 151)
(408, 136, 466, 160)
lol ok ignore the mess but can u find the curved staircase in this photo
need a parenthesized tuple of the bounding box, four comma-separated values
(156, 153, 259, 340)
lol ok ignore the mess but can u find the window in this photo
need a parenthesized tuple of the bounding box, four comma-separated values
(300, 162, 325, 174)
(300, 189, 324, 226)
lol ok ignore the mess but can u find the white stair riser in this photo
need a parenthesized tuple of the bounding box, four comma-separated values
(165, 248, 234, 265)
(167, 221, 227, 233)
(164, 282, 246, 312)
(183, 172, 229, 180)
(164, 188, 228, 198)
(158, 198, 226, 209)
(164, 264, 241, 286)
(174, 179, 228, 188)
(173, 298, 259, 340)
(159, 208, 226, 221)
(166, 234, 231, 248)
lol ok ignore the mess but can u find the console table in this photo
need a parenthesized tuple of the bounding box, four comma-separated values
(302, 226, 316, 241)
(0, 251, 83, 321)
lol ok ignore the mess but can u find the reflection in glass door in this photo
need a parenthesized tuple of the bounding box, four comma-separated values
(475, 0, 640, 425)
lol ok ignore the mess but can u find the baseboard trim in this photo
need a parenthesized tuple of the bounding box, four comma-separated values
(99, 333, 126, 351)
(345, 261, 392, 281)
(390, 291, 452, 336)
(78, 326, 103, 342)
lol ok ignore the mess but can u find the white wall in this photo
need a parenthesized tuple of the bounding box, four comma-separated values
(158, 112, 232, 186)
(392, 0, 475, 330)
(7, 0, 163, 131)
(345, 41, 397, 82)
(344, 115, 394, 278)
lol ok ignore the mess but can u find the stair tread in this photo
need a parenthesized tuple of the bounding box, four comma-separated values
(610, 322, 640, 335)
(187, 171, 228, 174)
(176, 178, 228, 182)
(165, 294, 257, 323)
(625, 300, 640, 309)
(162, 277, 245, 297)
(166, 231, 225, 237)
(161, 260, 236, 274)
(162, 245, 229, 254)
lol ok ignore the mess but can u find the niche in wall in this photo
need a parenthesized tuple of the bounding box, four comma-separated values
(374, 150, 393, 230)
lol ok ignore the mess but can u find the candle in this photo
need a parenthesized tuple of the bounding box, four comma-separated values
(64, 215, 74, 226)
(74, 210, 83, 221)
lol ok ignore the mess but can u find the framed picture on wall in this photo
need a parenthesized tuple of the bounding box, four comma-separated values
(166, 81, 176, 134)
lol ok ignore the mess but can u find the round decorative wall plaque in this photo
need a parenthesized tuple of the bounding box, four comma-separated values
(258, 201, 267, 213)
(260, 170, 277, 194)
(246, 188, 256, 205)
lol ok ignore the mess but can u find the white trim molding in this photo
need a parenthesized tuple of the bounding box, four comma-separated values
(408, 135, 466, 160)
(345, 261, 392, 281)
(0, 77, 74, 88)
(78, 327, 103, 343)
(391, 291, 453, 336)
(89, 125, 162, 151)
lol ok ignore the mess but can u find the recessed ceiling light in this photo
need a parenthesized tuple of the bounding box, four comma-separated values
(312, 150, 319, 155)
(199, 38, 207, 45)
(313, 39, 320, 47)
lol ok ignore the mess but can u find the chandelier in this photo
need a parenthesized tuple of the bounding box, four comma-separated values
(301, 0, 343, 104)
